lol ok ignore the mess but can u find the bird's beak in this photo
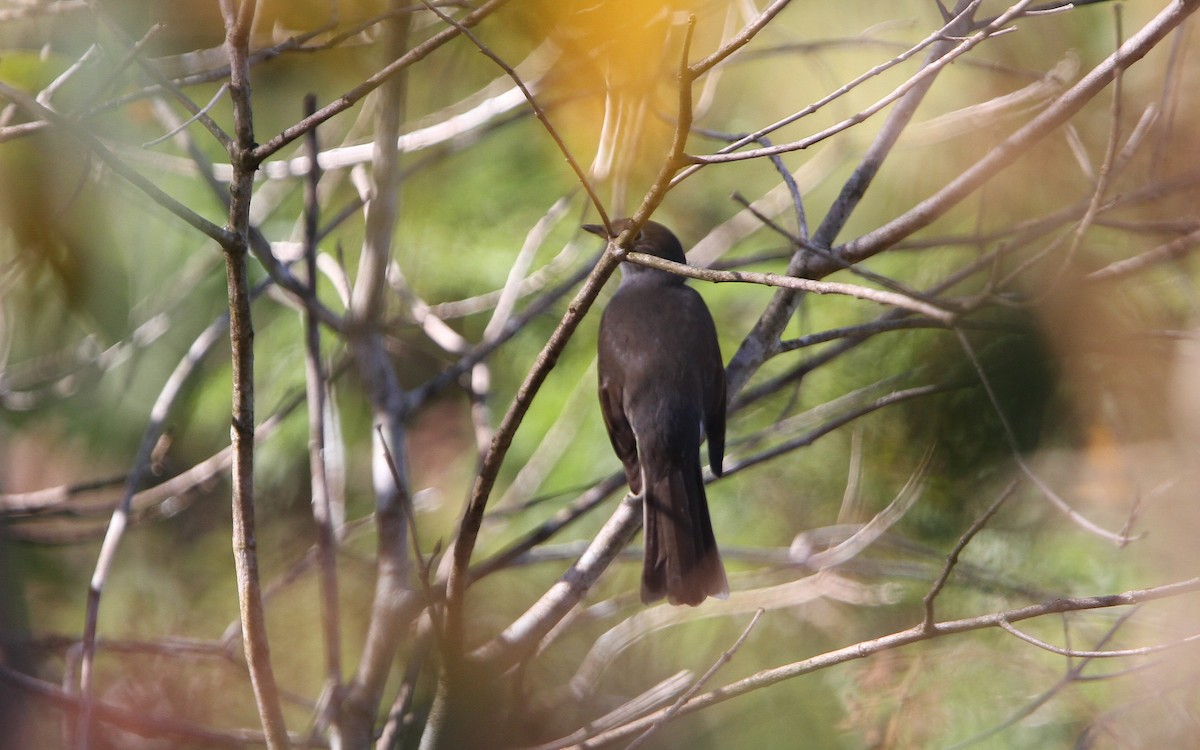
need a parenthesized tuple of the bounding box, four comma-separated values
(581, 223, 610, 239)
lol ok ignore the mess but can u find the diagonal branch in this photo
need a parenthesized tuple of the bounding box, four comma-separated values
(419, 1, 609, 228)
(439, 14, 706, 707)
(689, 0, 793, 76)
(834, 0, 1200, 270)
(251, 0, 513, 162)
(724, 0, 986, 399)
(0, 80, 231, 245)
(544, 577, 1200, 748)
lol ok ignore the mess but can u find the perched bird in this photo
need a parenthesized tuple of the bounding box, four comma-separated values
(585, 219, 729, 606)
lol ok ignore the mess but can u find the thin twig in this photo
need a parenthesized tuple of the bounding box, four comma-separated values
(1086, 226, 1200, 281)
(953, 329, 1134, 545)
(420, 1, 609, 229)
(836, 0, 1200, 270)
(375, 633, 433, 750)
(251, 0, 513, 162)
(778, 316, 1016, 352)
(83, 2, 233, 148)
(467, 474, 628, 584)
(73, 310, 236, 747)
(624, 609, 766, 750)
(0, 80, 232, 245)
(922, 479, 1019, 630)
(725, 385, 947, 475)
(1052, 4, 1125, 280)
(944, 608, 1139, 749)
(36, 44, 100, 106)
(0, 664, 323, 749)
(996, 618, 1200, 659)
(142, 84, 230, 148)
(377, 426, 436, 614)
(470, 496, 644, 671)
(622, 14, 697, 235)
(690, 0, 793, 75)
(674, 0, 984, 184)
(727, 191, 927, 301)
(724, 0, 984, 400)
(686, 0, 1024, 167)
(624, 251, 955, 322)
(802, 447, 933, 570)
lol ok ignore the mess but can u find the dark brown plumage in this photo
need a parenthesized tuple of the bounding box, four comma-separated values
(586, 219, 728, 606)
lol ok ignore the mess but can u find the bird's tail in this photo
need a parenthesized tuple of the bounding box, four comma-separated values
(640, 459, 728, 606)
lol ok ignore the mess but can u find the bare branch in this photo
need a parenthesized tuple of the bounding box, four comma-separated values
(1087, 226, 1200, 281)
(1052, 4, 1126, 280)
(996, 617, 1200, 659)
(0, 664, 323, 749)
(724, 0, 986, 399)
(420, 1, 609, 228)
(922, 480, 1019, 630)
(674, 0, 983, 184)
(251, 0, 513, 162)
(623, 609, 766, 750)
(553, 578, 1200, 749)
(689, 0, 793, 76)
(836, 0, 1200, 269)
(0, 80, 231, 245)
(799, 447, 933, 570)
(218, 0, 292, 746)
(685, 0, 1024, 168)
(5, 1, 1196, 746)
(944, 608, 1139, 749)
(339, 6, 421, 746)
(624, 250, 956, 322)
(471, 496, 643, 672)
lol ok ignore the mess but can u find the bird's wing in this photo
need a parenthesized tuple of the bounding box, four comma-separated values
(598, 377, 642, 493)
(706, 366, 726, 477)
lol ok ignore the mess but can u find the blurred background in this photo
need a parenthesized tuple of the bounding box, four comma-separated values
(3, 0, 1200, 747)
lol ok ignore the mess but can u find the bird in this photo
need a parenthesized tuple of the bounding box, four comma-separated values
(585, 219, 729, 606)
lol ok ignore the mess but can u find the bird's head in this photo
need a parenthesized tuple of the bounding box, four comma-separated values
(582, 219, 687, 265)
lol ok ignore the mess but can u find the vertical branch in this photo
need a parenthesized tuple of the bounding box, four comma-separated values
(301, 93, 344, 729)
(218, 1, 291, 748)
(339, 3, 421, 747)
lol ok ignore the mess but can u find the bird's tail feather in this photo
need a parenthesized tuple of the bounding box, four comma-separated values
(641, 461, 728, 606)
